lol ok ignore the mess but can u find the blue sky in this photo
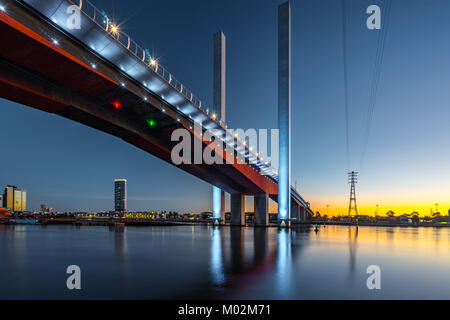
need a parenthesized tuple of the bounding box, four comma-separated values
(1, 0, 450, 215)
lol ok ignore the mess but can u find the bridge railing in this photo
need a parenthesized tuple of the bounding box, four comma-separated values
(72, 0, 215, 120)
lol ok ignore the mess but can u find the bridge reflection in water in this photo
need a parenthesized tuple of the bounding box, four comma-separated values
(204, 225, 311, 299)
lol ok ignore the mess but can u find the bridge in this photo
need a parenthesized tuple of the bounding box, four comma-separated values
(0, 0, 313, 225)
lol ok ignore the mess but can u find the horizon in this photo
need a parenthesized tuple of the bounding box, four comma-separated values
(1, 0, 450, 216)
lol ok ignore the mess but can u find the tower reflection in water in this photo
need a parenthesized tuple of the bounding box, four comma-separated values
(210, 227, 225, 286)
(208, 225, 301, 298)
(348, 226, 358, 275)
(275, 228, 294, 298)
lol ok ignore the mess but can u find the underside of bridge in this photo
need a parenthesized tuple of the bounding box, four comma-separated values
(0, 4, 285, 197)
(0, 1, 313, 222)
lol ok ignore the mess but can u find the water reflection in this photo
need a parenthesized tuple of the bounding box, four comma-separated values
(0, 225, 31, 294)
(3, 225, 450, 299)
(114, 228, 128, 261)
(275, 229, 293, 298)
(210, 227, 225, 286)
(253, 227, 268, 263)
(348, 227, 358, 274)
(206, 226, 302, 298)
(0, 225, 28, 270)
(229, 227, 246, 274)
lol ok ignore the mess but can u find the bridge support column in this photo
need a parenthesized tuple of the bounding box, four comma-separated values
(213, 31, 226, 123)
(230, 194, 245, 226)
(212, 31, 227, 225)
(291, 200, 300, 222)
(277, 2, 291, 223)
(220, 190, 225, 222)
(254, 193, 269, 227)
(299, 206, 306, 222)
(212, 186, 225, 224)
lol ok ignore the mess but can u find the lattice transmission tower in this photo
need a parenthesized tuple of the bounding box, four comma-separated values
(348, 171, 358, 216)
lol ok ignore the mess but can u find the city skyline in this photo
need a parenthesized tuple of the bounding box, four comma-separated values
(0, 178, 447, 217)
(1, 0, 450, 216)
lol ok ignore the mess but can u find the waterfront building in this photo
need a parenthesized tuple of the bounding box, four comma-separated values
(13, 189, 26, 212)
(21, 190, 26, 212)
(4, 185, 15, 210)
(3, 185, 26, 212)
(41, 204, 53, 213)
(114, 179, 127, 212)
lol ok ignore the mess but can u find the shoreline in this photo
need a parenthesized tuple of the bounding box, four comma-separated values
(308, 221, 450, 228)
(1, 217, 449, 228)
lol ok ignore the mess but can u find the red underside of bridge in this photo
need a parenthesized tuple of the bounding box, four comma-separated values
(0, 11, 294, 201)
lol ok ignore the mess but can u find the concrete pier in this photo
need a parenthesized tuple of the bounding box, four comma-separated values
(278, 2, 291, 222)
(291, 200, 300, 221)
(231, 194, 245, 226)
(254, 193, 269, 226)
(300, 206, 306, 222)
(212, 186, 225, 223)
(220, 190, 225, 222)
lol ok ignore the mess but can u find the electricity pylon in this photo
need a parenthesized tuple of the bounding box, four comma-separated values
(348, 171, 358, 217)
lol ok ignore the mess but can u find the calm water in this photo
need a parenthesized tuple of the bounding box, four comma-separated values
(1, 224, 450, 299)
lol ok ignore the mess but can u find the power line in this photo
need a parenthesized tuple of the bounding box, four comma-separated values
(341, 0, 350, 172)
(362, 1, 391, 162)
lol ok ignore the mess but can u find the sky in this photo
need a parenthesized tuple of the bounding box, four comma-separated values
(1, 0, 450, 216)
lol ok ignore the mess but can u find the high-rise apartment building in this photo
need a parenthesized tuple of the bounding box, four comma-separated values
(14, 189, 22, 211)
(3, 185, 26, 212)
(114, 179, 127, 212)
(21, 190, 26, 212)
(4, 185, 14, 210)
